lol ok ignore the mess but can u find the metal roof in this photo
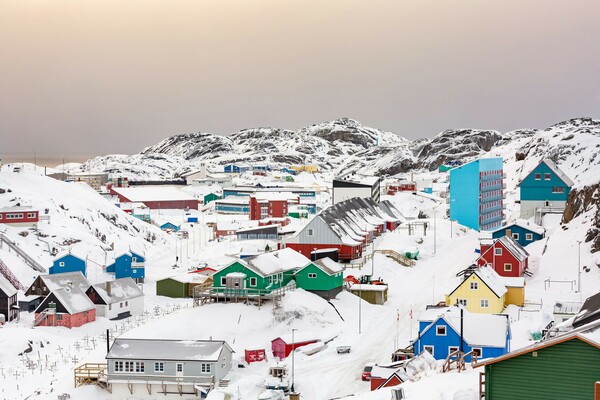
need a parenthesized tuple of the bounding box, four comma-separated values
(106, 338, 233, 361)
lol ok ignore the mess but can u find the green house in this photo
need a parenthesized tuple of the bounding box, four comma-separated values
(212, 248, 311, 296)
(295, 258, 344, 299)
(156, 274, 212, 298)
(203, 192, 221, 205)
(477, 332, 600, 399)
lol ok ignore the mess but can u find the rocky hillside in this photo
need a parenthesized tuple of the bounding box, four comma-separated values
(80, 118, 600, 183)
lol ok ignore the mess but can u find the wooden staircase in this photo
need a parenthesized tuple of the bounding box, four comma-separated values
(0, 258, 25, 290)
(442, 350, 479, 373)
(364, 249, 416, 267)
(0, 233, 46, 272)
(33, 308, 54, 326)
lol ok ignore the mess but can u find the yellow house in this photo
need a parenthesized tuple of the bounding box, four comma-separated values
(499, 277, 525, 307)
(445, 266, 508, 314)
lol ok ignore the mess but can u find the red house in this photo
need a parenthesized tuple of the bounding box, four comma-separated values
(386, 181, 417, 195)
(370, 366, 408, 391)
(249, 193, 298, 221)
(33, 286, 96, 328)
(477, 236, 529, 277)
(0, 206, 39, 227)
(110, 187, 199, 210)
(271, 335, 319, 359)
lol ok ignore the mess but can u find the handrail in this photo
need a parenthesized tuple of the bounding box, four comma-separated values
(0, 258, 25, 290)
(0, 233, 46, 272)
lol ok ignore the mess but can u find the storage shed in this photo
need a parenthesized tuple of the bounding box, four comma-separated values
(348, 284, 388, 305)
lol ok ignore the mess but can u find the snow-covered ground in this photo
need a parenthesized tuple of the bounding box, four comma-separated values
(0, 145, 598, 400)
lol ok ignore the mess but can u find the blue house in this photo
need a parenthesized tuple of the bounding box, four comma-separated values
(518, 159, 574, 219)
(160, 222, 180, 232)
(50, 252, 87, 276)
(449, 157, 504, 231)
(413, 307, 510, 362)
(491, 219, 545, 247)
(281, 168, 298, 175)
(106, 251, 145, 282)
(223, 164, 250, 174)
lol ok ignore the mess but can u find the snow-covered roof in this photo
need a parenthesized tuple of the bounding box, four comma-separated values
(312, 258, 344, 275)
(252, 192, 299, 202)
(111, 186, 197, 202)
(573, 292, 600, 328)
(554, 301, 583, 315)
(0, 206, 35, 213)
(39, 272, 90, 292)
(165, 273, 212, 284)
(215, 197, 249, 205)
(499, 276, 525, 288)
(91, 278, 144, 304)
(334, 175, 380, 186)
(421, 307, 509, 348)
(107, 338, 233, 361)
(542, 159, 575, 187)
(50, 286, 95, 314)
(472, 266, 508, 298)
(348, 284, 388, 291)
(226, 272, 247, 278)
(246, 248, 310, 276)
(493, 219, 545, 236)
(54, 249, 87, 262)
(0, 275, 17, 297)
(497, 236, 529, 262)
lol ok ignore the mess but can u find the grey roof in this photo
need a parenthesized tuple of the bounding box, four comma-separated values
(498, 236, 529, 262)
(45, 286, 95, 314)
(311, 257, 344, 275)
(0, 275, 17, 297)
(106, 338, 233, 361)
(40, 272, 90, 292)
(91, 278, 144, 304)
(573, 292, 600, 328)
(542, 159, 575, 187)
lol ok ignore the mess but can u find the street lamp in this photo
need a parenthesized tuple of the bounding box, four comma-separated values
(291, 328, 298, 393)
(433, 210, 437, 255)
(577, 240, 582, 293)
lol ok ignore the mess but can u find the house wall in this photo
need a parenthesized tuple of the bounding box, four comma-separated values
(414, 318, 508, 362)
(446, 274, 505, 313)
(485, 338, 600, 400)
(102, 296, 144, 320)
(286, 243, 361, 261)
(271, 339, 318, 359)
(0, 211, 39, 227)
(294, 263, 343, 292)
(212, 262, 266, 291)
(0, 293, 18, 322)
(349, 287, 387, 305)
(50, 255, 87, 276)
(520, 200, 567, 219)
(156, 279, 189, 298)
(505, 286, 525, 307)
(492, 225, 543, 247)
(478, 243, 526, 278)
(36, 309, 96, 328)
(519, 162, 572, 202)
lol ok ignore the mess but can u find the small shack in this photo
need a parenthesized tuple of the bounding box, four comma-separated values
(156, 274, 213, 298)
(271, 334, 319, 359)
(348, 284, 388, 305)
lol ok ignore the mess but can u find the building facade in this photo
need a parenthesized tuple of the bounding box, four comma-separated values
(449, 157, 504, 231)
(332, 175, 381, 205)
(0, 206, 39, 228)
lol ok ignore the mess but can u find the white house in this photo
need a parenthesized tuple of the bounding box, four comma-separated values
(85, 278, 144, 320)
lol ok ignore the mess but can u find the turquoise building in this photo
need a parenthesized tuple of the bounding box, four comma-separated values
(449, 157, 504, 231)
(491, 220, 545, 247)
(517, 159, 574, 219)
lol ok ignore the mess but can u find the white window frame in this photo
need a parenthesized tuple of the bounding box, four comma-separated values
(457, 299, 468, 307)
(114, 361, 124, 372)
(534, 173, 541, 180)
(526, 233, 533, 241)
(504, 263, 512, 272)
(470, 282, 478, 290)
(308, 273, 317, 279)
(512, 233, 519, 240)
(249, 277, 257, 287)
(154, 362, 165, 372)
(201, 363, 212, 373)
(480, 299, 489, 308)
(436, 325, 446, 336)
(448, 346, 459, 355)
(494, 248, 502, 256)
(307, 228, 314, 236)
(544, 173, 551, 180)
(472, 347, 482, 358)
(220, 277, 226, 286)
(424, 345, 434, 355)
(59, 262, 65, 267)
(176, 363, 183, 373)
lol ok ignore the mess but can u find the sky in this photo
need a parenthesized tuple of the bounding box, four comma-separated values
(1, 0, 599, 161)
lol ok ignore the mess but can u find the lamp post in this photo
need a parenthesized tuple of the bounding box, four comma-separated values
(291, 328, 297, 393)
(433, 210, 437, 255)
(577, 240, 582, 293)
(450, 219, 454, 239)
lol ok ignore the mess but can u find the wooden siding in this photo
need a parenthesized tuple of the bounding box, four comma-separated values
(505, 286, 525, 307)
(294, 217, 344, 245)
(485, 338, 600, 400)
(446, 274, 505, 314)
(294, 263, 343, 292)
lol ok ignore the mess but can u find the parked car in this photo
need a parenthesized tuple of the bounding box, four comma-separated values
(361, 364, 375, 381)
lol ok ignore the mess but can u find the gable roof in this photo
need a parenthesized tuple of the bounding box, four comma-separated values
(244, 248, 310, 277)
(447, 266, 507, 299)
(54, 250, 86, 263)
(311, 257, 344, 275)
(573, 292, 600, 328)
(39, 286, 95, 314)
(479, 236, 529, 263)
(106, 338, 233, 361)
(90, 278, 144, 304)
(492, 219, 545, 236)
(420, 307, 509, 348)
(39, 272, 90, 292)
(0, 275, 17, 297)
(519, 158, 575, 187)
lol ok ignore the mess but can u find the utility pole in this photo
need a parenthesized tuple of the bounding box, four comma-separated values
(577, 240, 582, 293)
(433, 210, 437, 255)
(291, 328, 297, 393)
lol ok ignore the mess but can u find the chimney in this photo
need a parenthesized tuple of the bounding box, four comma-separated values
(106, 281, 112, 296)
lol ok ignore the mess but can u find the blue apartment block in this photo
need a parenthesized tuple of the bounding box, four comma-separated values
(517, 159, 574, 219)
(50, 253, 87, 276)
(449, 157, 504, 231)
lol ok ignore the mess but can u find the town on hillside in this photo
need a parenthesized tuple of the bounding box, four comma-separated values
(0, 142, 599, 400)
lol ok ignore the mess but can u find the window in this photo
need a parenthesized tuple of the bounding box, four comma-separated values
(221, 277, 226, 286)
(544, 173, 551, 180)
(494, 248, 502, 256)
(109, 304, 112, 310)
(307, 229, 314, 236)
(201, 363, 212, 373)
(526, 233, 533, 241)
(115, 361, 123, 372)
(424, 346, 434, 355)
(27, 213, 36, 218)
(534, 173, 541, 180)
(56, 314, 62, 320)
(176, 363, 183, 373)
(472, 348, 482, 358)
(470, 282, 478, 290)
(457, 299, 468, 307)
(123, 361, 144, 373)
(308, 273, 317, 278)
(154, 362, 164, 372)
(125, 301, 128, 306)
(512, 233, 519, 240)
(552, 187, 565, 193)
(449, 346, 459, 355)
(120, 302, 123, 308)
(504, 263, 512, 272)
(249, 277, 257, 287)
(59, 262, 65, 267)
(436, 326, 446, 336)
(481, 299, 489, 308)
(132, 257, 136, 262)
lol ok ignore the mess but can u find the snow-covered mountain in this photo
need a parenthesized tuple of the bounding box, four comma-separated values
(79, 118, 600, 182)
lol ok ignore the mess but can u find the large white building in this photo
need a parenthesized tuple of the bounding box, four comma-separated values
(332, 175, 381, 205)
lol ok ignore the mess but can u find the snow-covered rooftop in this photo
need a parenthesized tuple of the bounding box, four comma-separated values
(39, 272, 90, 292)
(0, 206, 35, 213)
(473, 266, 508, 298)
(91, 278, 144, 304)
(246, 248, 310, 276)
(106, 338, 232, 362)
(312, 257, 344, 275)
(0, 275, 17, 297)
(49, 286, 96, 314)
(111, 186, 197, 202)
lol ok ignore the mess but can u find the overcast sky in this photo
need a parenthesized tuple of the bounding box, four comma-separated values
(1, 0, 599, 160)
